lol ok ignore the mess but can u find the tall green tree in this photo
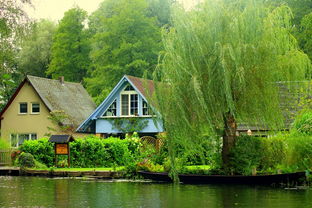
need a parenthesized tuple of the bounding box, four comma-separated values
(0, 0, 31, 110)
(85, 0, 162, 103)
(154, 0, 311, 177)
(47, 7, 90, 82)
(297, 12, 312, 61)
(17, 19, 56, 77)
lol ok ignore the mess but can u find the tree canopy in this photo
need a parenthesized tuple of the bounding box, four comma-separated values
(47, 7, 90, 82)
(154, 0, 311, 177)
(85, 0, 162, 104)
(17, 19, 56, 77)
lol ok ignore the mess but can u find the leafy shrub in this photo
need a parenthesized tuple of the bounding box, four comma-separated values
(229, 135, 265, 175)
(0, 139, 9, 149)
(19, 138, 54, 167)
(292, 110, 312, 135)
(286, 135, 312, 170)
(18, 152, 35, 168)
(261, 135, 286, 171)
(70, 136, 141, 168)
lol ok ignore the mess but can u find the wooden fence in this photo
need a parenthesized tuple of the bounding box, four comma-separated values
(0, 150, 11, 166)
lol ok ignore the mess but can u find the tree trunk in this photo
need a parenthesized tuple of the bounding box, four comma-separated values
(222, 112, 237, 171)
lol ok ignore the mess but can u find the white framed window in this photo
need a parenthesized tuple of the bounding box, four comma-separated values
(120, 84, 138, 116)
(103, 99, 117, 117)
(19, 103, 28, 114)
(10, 133, 37, 148)
(142, 100, 150, 116)
(31, 103, 40, 114)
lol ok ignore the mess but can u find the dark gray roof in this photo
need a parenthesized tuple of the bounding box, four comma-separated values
(27, 75, 96, 127)
(49, 135, 74, 143)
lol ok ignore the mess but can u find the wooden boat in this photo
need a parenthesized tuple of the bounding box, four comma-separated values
(138, 171, 306, 185)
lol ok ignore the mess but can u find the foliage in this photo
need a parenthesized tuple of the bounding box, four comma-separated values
(228, 136, 264, 175)
(17, 152, 35, 168)
(85, 0, 162, 101)
(153, 0, 311, 179)
(292, 110, 312, 135)
(109, 118, 149, 133)
(47, 7, 90, 82)
(0, 139, 10, 149)
(17, 19, 57, 77)
(297, 12, 312, 66)
(47, 110, 74, 135)
(0, 0, 31, 74)
(70, 136, 141, 168)
(19, 138, 54, 167)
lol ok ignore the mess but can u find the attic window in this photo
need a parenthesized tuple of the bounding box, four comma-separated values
(31, 103, 40, 114)
(103, 100, 117, 117)
(143, 100, 150, 116)
(124, 84, 135, 91)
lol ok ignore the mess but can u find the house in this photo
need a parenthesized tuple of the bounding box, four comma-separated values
(0, 75, 96, 147)
(77, 75, 164, 137)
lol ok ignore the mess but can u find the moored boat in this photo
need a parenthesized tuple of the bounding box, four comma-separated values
(138, 171, 306, 185)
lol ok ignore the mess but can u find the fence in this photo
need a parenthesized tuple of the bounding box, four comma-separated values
(0, 150, 11, 166)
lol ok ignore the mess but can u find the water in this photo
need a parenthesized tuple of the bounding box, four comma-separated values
(0, 176, 311, 208)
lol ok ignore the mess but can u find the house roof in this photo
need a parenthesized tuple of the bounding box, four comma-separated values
(126, 75, 155, 99)
(76, 75, 156, 132)
(49, 135, 75, 143)
(0, 75, 96, 127)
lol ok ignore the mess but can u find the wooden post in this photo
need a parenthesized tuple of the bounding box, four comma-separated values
(67, 143, 70, 168)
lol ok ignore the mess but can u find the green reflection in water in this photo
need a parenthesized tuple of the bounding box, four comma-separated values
(0, 177, 311, 208)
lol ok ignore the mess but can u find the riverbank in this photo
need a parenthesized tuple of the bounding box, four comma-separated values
(0, 167, 125, 179)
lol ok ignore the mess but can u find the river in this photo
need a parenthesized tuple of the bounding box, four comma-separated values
(0, 176, 311, 207)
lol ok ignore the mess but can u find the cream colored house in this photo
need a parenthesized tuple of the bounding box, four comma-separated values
(0, 75, 96, 147)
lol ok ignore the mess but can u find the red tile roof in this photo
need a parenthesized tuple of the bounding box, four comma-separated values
(126, 75, 155, 99)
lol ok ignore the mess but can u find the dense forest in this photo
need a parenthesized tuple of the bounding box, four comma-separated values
(0, 0, 311, 110)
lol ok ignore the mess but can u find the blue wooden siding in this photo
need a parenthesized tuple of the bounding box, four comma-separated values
(93, 80, 163, 134)
(95, 118, 164, 134)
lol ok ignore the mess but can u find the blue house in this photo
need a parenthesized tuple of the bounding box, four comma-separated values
(77, 75, 164, 137)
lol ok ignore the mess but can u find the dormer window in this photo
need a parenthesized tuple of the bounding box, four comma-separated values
(143, 100, 150, 116)
(103, 99, 117, 117)
(19, 103, 27, 114)
(121, 84, 138, 116)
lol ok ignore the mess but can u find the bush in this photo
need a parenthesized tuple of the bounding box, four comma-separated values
(292, 110, 312, 135)
(70, 136, 141, 168)
(18, 152, 35, 168)
(229, 135, 265, 175)
(19, 138, 54, 167)
(0, 139, 9, 149)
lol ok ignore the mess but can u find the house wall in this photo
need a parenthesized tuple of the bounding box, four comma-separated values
(95, 118, 164, 134)
(94, 80, 164, 134)
(0, 82, 59, 144)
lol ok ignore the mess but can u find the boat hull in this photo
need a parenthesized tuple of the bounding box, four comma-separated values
(138, 171, 306, 185)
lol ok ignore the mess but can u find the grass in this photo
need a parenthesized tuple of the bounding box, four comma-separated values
(185, 165, 211, 171)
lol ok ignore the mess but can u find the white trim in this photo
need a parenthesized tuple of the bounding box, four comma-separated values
(120, 85, 138, 116)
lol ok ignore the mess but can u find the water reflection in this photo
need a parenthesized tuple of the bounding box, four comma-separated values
(0, 177, 311, 208)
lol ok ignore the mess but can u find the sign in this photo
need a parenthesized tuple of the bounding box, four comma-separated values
(56, 143, 68, 155)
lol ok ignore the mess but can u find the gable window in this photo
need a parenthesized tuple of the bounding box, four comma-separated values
(103, 99, 117, 117)
(120, 84, 138, 116)
(31, 103, 40, 114)
(10, 133, 37, 148)
(19, 103, 28, 114)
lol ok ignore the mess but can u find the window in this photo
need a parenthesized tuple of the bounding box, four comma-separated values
(19, 103, 27, 114)
(103, 100, 117, 116)
(31, 103, 40, 114)
(130, 94, 138, 115)
(143, 100, 150, 116)
(10, 133, 37, 148)
(120, 84, 138, 116)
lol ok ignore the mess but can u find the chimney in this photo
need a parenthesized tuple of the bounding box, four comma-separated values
(59, 76, 64, 85)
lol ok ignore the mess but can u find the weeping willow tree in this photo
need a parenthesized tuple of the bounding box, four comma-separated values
(153, 0, 311, 179)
